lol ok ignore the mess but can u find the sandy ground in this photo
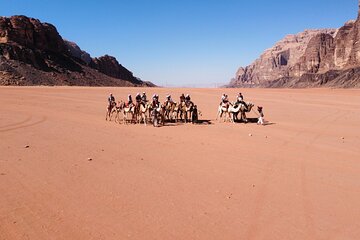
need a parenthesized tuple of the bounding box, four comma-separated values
(0, 87, 359, 240)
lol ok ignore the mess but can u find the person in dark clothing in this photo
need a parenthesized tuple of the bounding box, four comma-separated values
(108, 93, 115, 106)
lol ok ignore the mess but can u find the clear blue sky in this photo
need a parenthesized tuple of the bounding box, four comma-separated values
(1, 0, 358, 87)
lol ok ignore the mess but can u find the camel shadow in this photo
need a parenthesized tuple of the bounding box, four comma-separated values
(161, 119, 212, 126)
(233, 117, 276, 125)
(193, 119, 212, 125)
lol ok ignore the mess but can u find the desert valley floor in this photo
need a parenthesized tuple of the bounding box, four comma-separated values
(0, 87, 359, 240)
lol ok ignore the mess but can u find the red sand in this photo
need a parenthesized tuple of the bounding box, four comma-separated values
(1, 87, 359, 239)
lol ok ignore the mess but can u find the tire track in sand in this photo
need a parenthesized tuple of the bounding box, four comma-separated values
(0, 116, 32, 129)
(0, 116, 47, 133)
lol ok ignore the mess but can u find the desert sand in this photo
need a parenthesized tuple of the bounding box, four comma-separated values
(1, 87, 359, 240)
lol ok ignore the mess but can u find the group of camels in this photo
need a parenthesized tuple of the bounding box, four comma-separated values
(106, 94, 255, 126)
(216, 101, 254, 123)
(106, 98, 198, 126)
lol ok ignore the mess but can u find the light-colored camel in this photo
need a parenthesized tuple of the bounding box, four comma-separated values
(112, 101, 125, 123)
(164, 101, 176, 121)
(216, 104, 232, 122)
(238, 102, 254, 122)
(137, 103, 150, 125)
(230, 102, 254, 122)
(173, 102, 185, 122)
(122, 104, 135, 124)
(105, 102, 117, 121)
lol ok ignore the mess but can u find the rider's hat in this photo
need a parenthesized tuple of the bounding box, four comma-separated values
(143, 92, 146, 94)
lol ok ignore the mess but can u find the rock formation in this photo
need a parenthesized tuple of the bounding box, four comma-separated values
(0, 15, 154, 86)
(228, 3, 360, 88)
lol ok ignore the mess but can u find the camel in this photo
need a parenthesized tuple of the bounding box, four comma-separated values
(234, 102, 254, 122)
(105, 101, 117, 121)
(151, 104, 165, 127)
(122, 104, 136, 124)
(164, 101, 176, 121)
(216, 104, 232, 122)
(137, 102, 150, 125)
(113, 101, 125, 123)
(174, 102, 186, 122)
(229, 102, 254, 123)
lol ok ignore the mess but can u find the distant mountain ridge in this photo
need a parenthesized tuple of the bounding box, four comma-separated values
(227, 2, 360, 88)
(0, 15, 155, 86)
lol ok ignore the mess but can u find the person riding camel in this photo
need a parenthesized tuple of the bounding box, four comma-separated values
(185, 94, 192, 107)
(141, 92, 147, 103)
(135, 92, 143, 111)
(108, 93, 115, 107)
(220, 94, 230, 108)
(180, 94, 185, 103)
(236, 92, 248, 111)
(164, 94, 174, 105)
(135, 92, 142, 105)
(127, 94, 133, 107)
(152, 94, 160, 108)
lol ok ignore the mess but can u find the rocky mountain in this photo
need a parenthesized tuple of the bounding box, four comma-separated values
(0, 15, 155, 86)
(228, 2, 360, 88)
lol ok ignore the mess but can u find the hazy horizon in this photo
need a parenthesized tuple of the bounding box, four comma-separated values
(1, 0, 358, 87)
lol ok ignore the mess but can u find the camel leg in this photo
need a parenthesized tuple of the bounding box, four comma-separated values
(144, 113, 147, 126)
(217, 111, 222, 122)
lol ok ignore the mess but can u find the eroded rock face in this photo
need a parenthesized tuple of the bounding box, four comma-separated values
(229, 29, 336, 87)
(228, 2, 360, 88)
(0, 15, 154, 86)
(0, 15, 66, 53)
(291, 33, 335, 76)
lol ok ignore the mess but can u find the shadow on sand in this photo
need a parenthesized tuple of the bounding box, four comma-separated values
(233, 117, 276, 126)
(156, 119, 213, 127)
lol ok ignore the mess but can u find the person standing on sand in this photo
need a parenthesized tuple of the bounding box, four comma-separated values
(257, 106, 265, 125)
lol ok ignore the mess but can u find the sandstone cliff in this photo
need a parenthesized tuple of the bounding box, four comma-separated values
(0, 15, 154, 86)
(228, 3, 360, 88)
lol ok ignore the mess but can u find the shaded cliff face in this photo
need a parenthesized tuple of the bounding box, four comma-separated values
(229, 3, 360, 88)
(0, 15, 154, 87)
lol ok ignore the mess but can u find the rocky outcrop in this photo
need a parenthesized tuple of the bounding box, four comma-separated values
(90, 55, 142, 84)
(228, 29, 336, 87)
(0, 15, 66, 53)
(0, 15, 154, 86)
(64, 40, 91, 64)
(228, 2, 360, 88)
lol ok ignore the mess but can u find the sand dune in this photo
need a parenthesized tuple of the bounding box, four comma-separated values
(1, 87, 359, 240)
